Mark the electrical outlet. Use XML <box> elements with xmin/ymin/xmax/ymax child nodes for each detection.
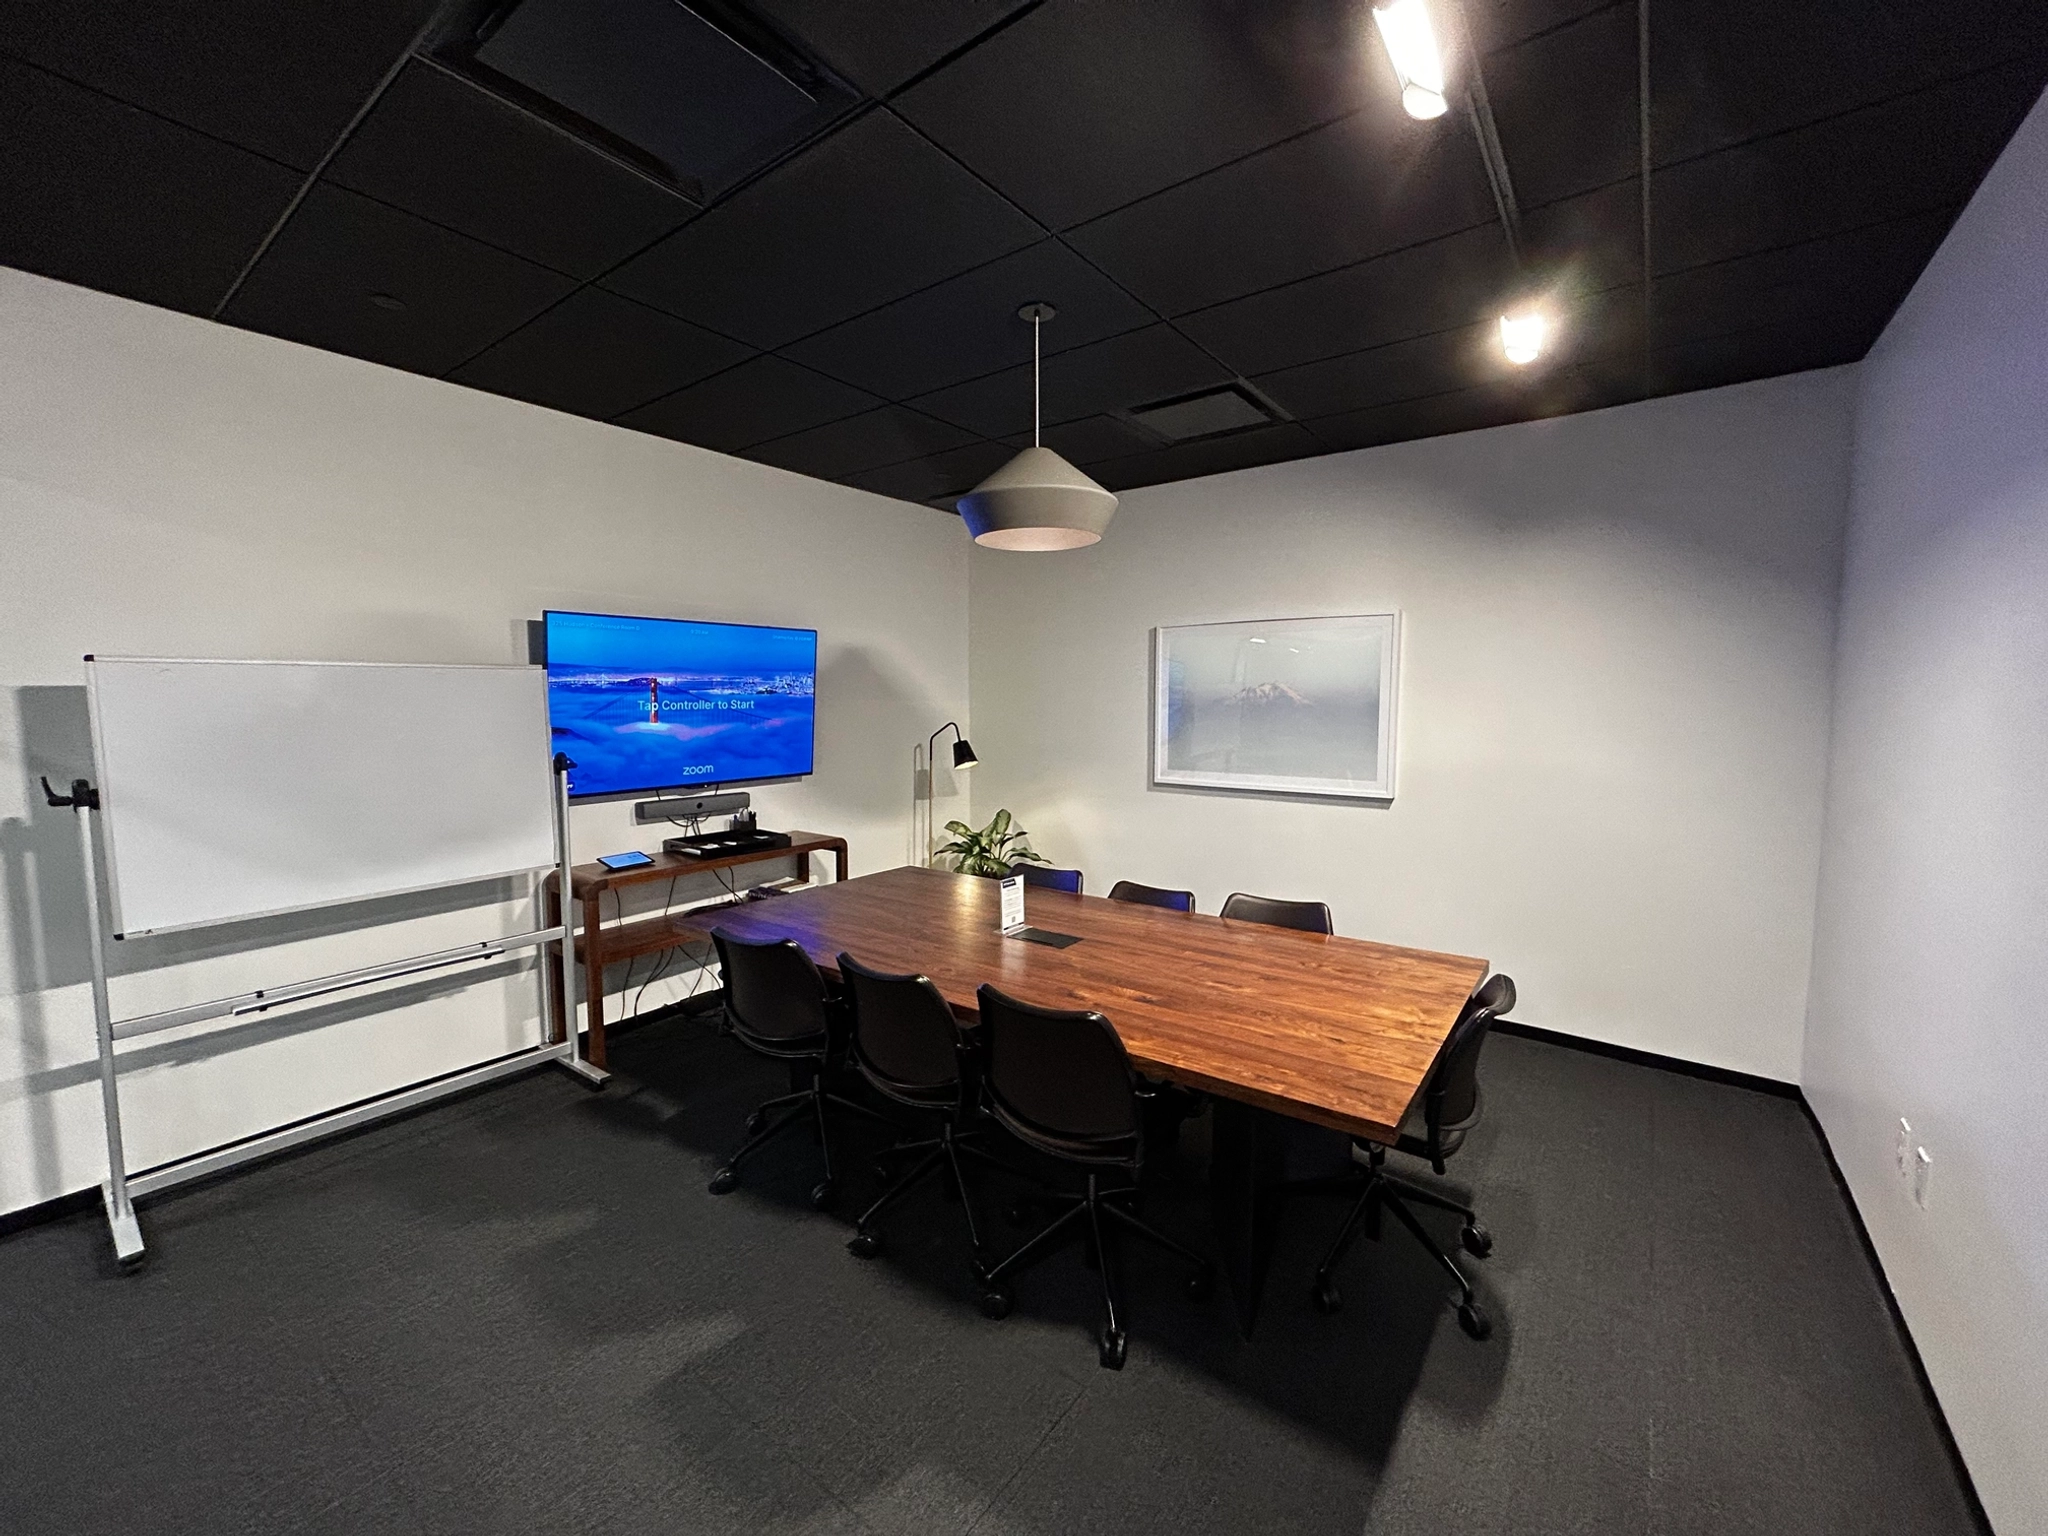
<box><xmin>1896</xmin><ymin>1118</ymin><xmax>1913</xmax><ymax>1178</ymax></box>
<box><xmin>1913</xmin><ymin>1146</ymin><xmax>1933</xmax><ymax>1209</ymax></box>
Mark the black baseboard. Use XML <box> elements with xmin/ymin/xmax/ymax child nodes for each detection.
<box><xmin>1491</xmin><ymin>1017</ymin><xmax>1801</xmax><ymax>1099</ymax></box>
<box><xmin>1497</xmin><ymin>1016</ymin><xmax>1991</xmax><ymax>1532</ymax></box>
<box><xmin>0</xmin><ymin>1185</ymin><xmax>98</xmax><ymax>1240</ymax></box>
<box><xmin>1794</xmin><ymin>1096</ymin><xmax>1995</xmax><ymax>1535</ymax></box>
<box><xmin>606</xmin><ymin>985</ymin><xmax>725</xmax><ymax>1040</ymax></box>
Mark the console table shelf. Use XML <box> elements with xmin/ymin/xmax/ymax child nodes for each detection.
<box><xmin>544</xmin><ymin>831</ymin><xmax>848</xmax><ymax>1068</ymax></box>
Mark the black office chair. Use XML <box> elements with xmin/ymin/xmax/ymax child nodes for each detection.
<box><xmin>837</xmin><ymin>952</ymin><xmax>1032</xmax><ymax>1259</ymax></box>
<box><xmin>1017</xmin><ymin>864</ymin><xmax>1083</xmax><ymax>894</ymax></box>
<box><xmin>971</xmin><ymin>984</ymin><xmax>1214</xmax><ymax>1370</ymax></box>
<box><xmin>1302</xmin><ymin>973</ymin><xmax>1516</xmax><ymax>1340</ymax></box>
<box><xmin>1220</xmin><ymin>891</ymin><xmax>1334</xmax><ymax>933</ymax></box>
<box><xmin>1107</xmin><ymin>880</ymin><xmax>1195</xmax><ymax>913</ymax></box>
<box><xmin>706</xmin><ymin>929</ymin><xmax>887</xmax><ymax>1210</ymax></box>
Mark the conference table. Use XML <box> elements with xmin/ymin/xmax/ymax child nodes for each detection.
<box><xmin>686</xmin><ymin>864</ymin><xmax>1489</xmax><ymax>1336</ymax></box>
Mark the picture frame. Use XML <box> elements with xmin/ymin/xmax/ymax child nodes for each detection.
<box><xmin>1151</xmin><ymin>613</ymin><xmax>1400</xmax><ymax>801</ymax></box>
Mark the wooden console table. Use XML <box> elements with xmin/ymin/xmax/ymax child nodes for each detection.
<box><xmin>544</xmin><ymin>831</ymin><xmax>848</xmax><ymax>1070</ymax></box>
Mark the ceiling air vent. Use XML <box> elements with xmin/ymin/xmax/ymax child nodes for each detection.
<box><xmin>1126</xmin><ymin>384</ymin><xmax>1278</xmax><ymax>443</ymax></box>
<box><xmin>448</xmin><ymin>0</ymin><xmax>856</xmax><ymax>201</ymax></box>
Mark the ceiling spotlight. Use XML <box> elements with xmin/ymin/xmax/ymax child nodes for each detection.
<box><xmin>1501</xmin><ymin>312</ymin><xmax>1547</xmax><ymax>365</ymax></box>
<box><xmin>1373</xmin><ymin>0</ymin><xmax>1449</xmax><ymax>120</ymax></box>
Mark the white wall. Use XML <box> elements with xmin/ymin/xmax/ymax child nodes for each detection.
<box><xmin>1802</xmin><ymin>91</ymin><xmax>2048</xmax><ymax>1534</ymax></box>
<box><xmin>0</xmin><ymin>268</ymin><xmax>969</xmax><ymax>1217</ymax></box>
<box><xmin>968</xmin><ymin>371</ymin><xmax>1855</xmax><ymax>1081</ymax></box>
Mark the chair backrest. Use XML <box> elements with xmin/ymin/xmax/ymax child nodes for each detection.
<box><xmin>1107</xmin><ymin>880</ymin><xmax>1195</xmax><ymax>913</ymax></box>
<box><xmin>1420</xmin><ymin>973</ymin><xmax>1516</xmax><ymax>1163</ymax></box>
<box><xmin>837</xmin><ymin>951</ymin><xmax>959</xmax><ymax>1092</ymax></box>
<box><xmin>710</xmin><ymin>928</ymin><xmax>830</xmax><ymax>1043</ymax></box>
<box><xmin>975</xmin><ymin>984</ymin><xmax>1137</xmax><ymax>1146</ymax></box>
<box><xmin>1018</xmin><ymin>864</ymin><xmax>1083</xmax><ymax>894</ymax></box>
<box><xmin>1220</xmin><ymin>891</ymin><xmax>1334</xmax><ymax>934</ymax></box>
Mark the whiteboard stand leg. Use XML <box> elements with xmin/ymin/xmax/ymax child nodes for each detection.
<box><xmin>101</xmin><ymin>1180</ymin><xmax>145</xmax><ymax>1266</ymax></box>
<box><xmin>550</xmin><ymin>753</ymin><xmax>608</xmax><ymax>1090</ymax></box>
<box><xmin>66</xmin><ymin>789</ymin><xmax>144</xmax><ymax>1268</ymax></box>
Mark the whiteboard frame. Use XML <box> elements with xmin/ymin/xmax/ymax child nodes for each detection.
<box><xmin>50</xmin><ymin>725</ymin><xmax>607</xmax><ymax>1270</ymax></box>
<box><xmin>85</xmin><ymin>655</ymin><xmax>558</xmax><ymax>937</ymax></box>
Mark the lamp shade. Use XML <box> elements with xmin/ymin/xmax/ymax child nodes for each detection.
<box><xmin>957</xmin><ymin>445</ymin><xmax>1118</xmax><ymax>551</ymax></box>
<box><xmin>951</xmin><ymin>738</ymin><xmax>978</xmax><ymax>769</ymax></box>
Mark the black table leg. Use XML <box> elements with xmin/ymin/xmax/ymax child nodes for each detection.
<box><xmin>1210</xmin><ymin>1098</ymin><xmax>1289</xmax><ymax>1339</ymax></box>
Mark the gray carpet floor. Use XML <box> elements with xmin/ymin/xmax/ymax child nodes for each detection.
<box><xmin>1</xmin><ymin>1016</ymin><xmax>1982</xmax><ymax>1535</ymax></box>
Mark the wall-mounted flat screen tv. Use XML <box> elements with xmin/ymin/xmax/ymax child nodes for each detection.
<box><xmin>542</xmin><ymin>610</ymin><xmax>817</xmax><ymax>799</ymax></box>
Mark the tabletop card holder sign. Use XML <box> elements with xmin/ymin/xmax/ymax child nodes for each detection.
<box><xmin>999</xmin><ymin>871</ymin><xmax>1084</xmax><ymax>949</ymax></box>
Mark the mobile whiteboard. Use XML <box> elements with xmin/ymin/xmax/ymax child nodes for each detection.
<box><xmin>86</xmin><ymin>658</ymin><xmax>556</xmax><ymax>935</ymax></box>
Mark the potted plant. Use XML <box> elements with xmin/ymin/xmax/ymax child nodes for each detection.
<box><xmin>934</xmin><ymin>809</ymin><xmax>1051</xmax><ymax>877</ymax></box>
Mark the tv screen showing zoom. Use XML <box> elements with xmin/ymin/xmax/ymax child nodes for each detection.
<box><xmin>542</xmin><ymin>610</ymin><xmax>817</xmax><ymax>799</ymax></box>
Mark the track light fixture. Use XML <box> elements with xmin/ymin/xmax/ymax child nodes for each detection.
<box><xmin>1373</xmin><ymin>0</ymin><xmax>1449</xmax><ymax>120</ymax></box>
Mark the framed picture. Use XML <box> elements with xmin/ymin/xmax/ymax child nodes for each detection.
<box><xmin>1152</xmin><ymin>613</ymin><xmax>1400</xmax><ymax>801</ymax></box>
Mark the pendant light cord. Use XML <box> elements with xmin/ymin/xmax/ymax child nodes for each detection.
<box><xmin>1033</xmin><ymin>312</ymin><xmax>1042</xmax><ymax>447</ymax></box>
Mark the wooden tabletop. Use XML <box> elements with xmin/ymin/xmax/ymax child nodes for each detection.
<box><xmin>681</xmin><ymin>865</ymin><xmax>1489</xmax><ymax>1144</ymax></box>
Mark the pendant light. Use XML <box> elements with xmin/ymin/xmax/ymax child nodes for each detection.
<box><xmin>956</xmin><ymin>303</ymin><xmax>1119</xmax><ymax>551</ymax></box>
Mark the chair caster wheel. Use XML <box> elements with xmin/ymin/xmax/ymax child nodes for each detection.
<box><xmin>810</xmin><ymin>1179</ymin><xmax>836</xmax><ymax>1210</ymax></box>
<box><xmin>846</xmin><ymin>1230</ymin><xmax>882</xmax><ymax>1259</ymax></box>
<box><xmin>745</xmin><ymin>1110</ymin><xmax>768</xmax><ymax>1135</ymax></box>
<box><xmin>1461</xmin><ymin>1222</ymin><xmax>1493</xmax><ymax>1259</ymax></box>
<box><xmin>1312</xmin><ymin>1276</ymin><xmax>1342</xmax><ymax>1315</ymax></box>
<box><xmin>1098</xmin><ymin>1327</ymin><xmax>1127</xmax><ymax>1371</ymax></box>
<box><xmin>1185</xmin><ymin>1266</ymin><xmax>1214</xmax><ymax>1301</ymax></box>
<box><xmin>979</xmin><ymin>1285</ymin><xmax>1013</xmax><ymax>1320</ymax></box>
<box><xmin>708</xmin><ymin>1167</ymin><xmax>738</xmax><ymax>1196</ymax></box>
<box><xmin>1457</xmin><ymin>1301</ymin><xmax>1493</xmax><ymax>1340</ymax></box>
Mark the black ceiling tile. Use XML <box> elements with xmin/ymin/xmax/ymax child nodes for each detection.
<box><xmin>1177</xmin><ymin>224</ymin><xmax>1518</xmax><ymax>378</ymax></box>
<box><xmin>1653</xmin><ymin>210</ymin><xmax>1954</xmax><ymax>353</ymax></box>
<box><xmin>1253</xmin><ymin>325</ymin><xmax>1507</xmax><ymax>421</ymax></box>
<box><xmin>1484</xmin><ymin>4</ymin><xmax>1640</xmax><ymax>208</ymax></box>
<box><xmin>447</xmin><ymin>288</ymin><xmax>752</xmax><ymax>420</ymax></box>
<box><xmin>0</xmin><ymin>58</ymin><xmax>301</xmax><ymax>316</ymax></box>
<box><xmin>614</xmin><ymin>354</ymin><xmax>881</xmax><ymax>451</ymax></box>
<box><xmin>1304</xmin><ymin>377</ymin><xmax>1571</xmax><ymax>455</ymax></box>
<box><xmin>1653</xmin><ymin>59</ymin><xmax>2048</xmax><ymax>276</ymax></box>
<box><xmin>324</xmin><ymin>62</ymin><xmax>696</xmax><ymax>279</ymax></box>
<box><xmin>1521</xmin><ymin>177</ymin><xmax>1643</xmax><ymax>297</ymax></box>
<box><xmin>1090</xmin><ymin>422</ymin><xmax>1321</xmax><ymax>493</ymax></box>
<box><xmin>219</xmin><ymin>183</ymin><xmax>578</xmax><ymax>377</ymax></box>
<box><xmin>896</xmin><ymin>0</ymin><xmax>1380</xmax><ymax>231</ymax></box>
<box><xmin>845</xmin><ymin>441</ymin><xmax>1016</xmax><ymax>502</ymax></box>
<box><xmin>910</xmin><ymin>324</ymin><xmax>1230</xmax><ymax>439</ymax></box>
<box><xmin>1652</xmin><ymin>0</ymin><xmax>2048</xmax><ymax>166</ymax></box>
<box><xmin>1006</xmin><ymin>414</ymin><xmax>1160</xmax><ymax>465</ymax></box>
<box><xmin>781</xmin><ymin>240</ymin><xmax>1154</xmax><ymax>399</ymax></box>
<box><xmin>749</xmin><ymin>0</ymin><xmax>1036</xmax><ymax>98</ymax></box>
<box><xmin>1650</xmin><ymin>316</ymin><xmax>1873</xmax><ymax>396</ymax></box>
<box><xmin>603</xmin><ymin>109</ymin><xmax>1041</xmax><ymax>348</ymax></box>
<box><xmin>744</xmin><ymin>405</ymin><xmax>976</xmax><ymax>479</ymax></box>
<box><xmin>0</xmin><ymin>0</ymin><xmax>437</xmax><ymax>169</ymax></box>
<box><xmin>1067</xmin><ymin>106</ymin><xmax>1499</xmax><ymax>315</ymax></box>
<box><xmin>1466</xmin><ymin>0</ymin><xmax>1623</xmax><ymax>55</ymax></box>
